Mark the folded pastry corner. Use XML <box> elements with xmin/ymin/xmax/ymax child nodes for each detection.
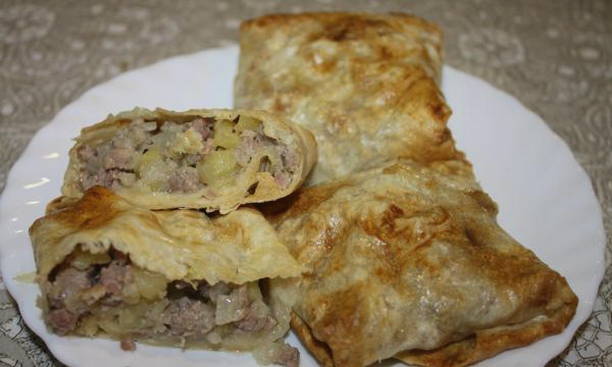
<box><xmin>62</xmin><ymin>108</ymin><xmax>317</xmax><ymax>213</ymax></box>
<box><xmin>266</xmin><ymin>160</ymin><xmax>578</xmax><ymax>367</ymax></box>
<box><xmin>30</xmin><ymin>186</ymin><xmax>304</xmax><ymax>366</ymax></box>
<box><xmin>235</xmin><ymin>12</ymin><xmax>464</xmax><ymax>184</ymax></box>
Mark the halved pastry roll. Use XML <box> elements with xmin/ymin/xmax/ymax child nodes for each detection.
<box><xmin>235</xmin><ymin>12</ymin><xmax>464</xmax><ymax>185</ymax></box>
<box><xmin>62</xmin><ymin>108</ymin><xmax>317</xmax><ymax>213</ymax></box>
<box><xmin>264</xmin><ymin>160</ymin><xmax>578</xmax><ymax>367</ymax></box>
<box><xmin>30</xmin><ymin>187</ymin><xmax>303</xmax><ymax>366</ymax></box>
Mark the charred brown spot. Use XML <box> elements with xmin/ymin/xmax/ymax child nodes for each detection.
<box><xmin>247</xmin><ymin>182</ymin><xmax>259</xmax><ymax>195</ymax></box>
<box><xmin>114</xmin><ymin>118</ymin><xmax>133</xmax><ymax>128</ymax></box>
<box><xmin>378</xmin><ymin>45</ymin><xmax>394</xmax><ymax>60</ymax></box>
<box><xmin>309</xmin><ymin>52</ymin><xmax>337</xmax><ymax>74</ymax></box>
<box><xmin>258</xmin><ymin>192</ymin><xmax>300</xmax><ymax>219</ymax></box>
<box><xmin>320</xmin><ymin>17</ymin><xmax>390</xmax><ymax>42</ymax></box>
<box><xmin>361</xmin><ymin>203</ymin><xmax>406</xmax><ymax>243</ymax></box>
<box><xmin>327</xmin><ymin>112</ymin><xmax>349</xmax><ymax>133</ymax></box>
<box><xmin>429</xmin><ymin>102</ymin><xmax>451</xmax><ymax>122</ymax></box>
<box><xmin>328</xmin><ymin>27</ymin><xmax>350</xmax><ymax>42</ymax></box>
<box><xmin>269</xmin><ymin>183</ymin><xmax>349</xmax><ymax>221</ymax></box>
<box><xmin>464</xmin><ymin>227</ymin><xmax>485</xmax><ymax>247</ymax></box>
<box><xmin>273</xmin><ymin>97</ymin><xmax>288</xmax><ymax>113</ymax></box>
<box><xmin>53</xmin><ymin>187</ymin><xmax>121</xmax><ymax>230</ymax></box>
<box><xmin>244</xmin><ymin>13</ymin><xmax>295</xmax><ymax>29</ymax></box>
<box><xmin>382</xmin><ymin>163</ymin><xmax>406</xmax><ymax>175</ymax></box>
<box><xmin>318</xmin><ymin>226</ymin><xmax>341</xmax><ymax>253</ymax></box>
<box><xmin>314</xmin><ymin>284</ymin><xmax>368</xmax><ymax>365</ymax></box>
<box><xmin>381</xmin><ymin>204</ymin><xmax>405</xmax><ymax>231</ymax></box>
<box><xmin>467</xmin><ymin>190</ymin><xmax>498</xmax><ymax>216</ymax></box>
<box><xmin>120</xmin><ymin>338</ymin><xmax>137</xmax><ymax>351</ymax></box>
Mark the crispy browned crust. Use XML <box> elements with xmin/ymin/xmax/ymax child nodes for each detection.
<box><xmin>240</xmin><ymin>12</ymin><xmax>577</xmax><ymax>367</ymax></box>
<box><xmin>289</xmin><ymin>272</ymin><xmax>577</xmax><ymax>367</ymax></box>
<box><xmin>32</xmin><ymin>185</ymin><xmax>121</xmax><ymax>239</ymax></box>
<box><xmin>268</xmin><ymin>160</ymin><xmax>578</xmax><ymax>367</ymax></box>
<box><xmin>240</xmin><ymin>12</ymin><xmax>443</xmax><ymax>37</ymax></box>
<box><xmin>30</xmin><ymin>186</ymin><xmax>304</xmax><ymax>284</ymax></box>
<box><xmin>396</xmin><ymin>292</ymin><xmax>577</xmax><ymax>367</ymax></box>
<box><xmin>236</xmin><ymin>12</ymin><xmax>465</xmax><ymax>185</ymax></box>
<box><xmin>290</xmin><ymin>312</ymin><xmax>335</xmax><ymax>367</ymax></box>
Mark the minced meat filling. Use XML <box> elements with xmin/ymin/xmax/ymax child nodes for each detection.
<box><xmin>44</xmin><ymin>249</ymin><xmax>278</xmax><ymax>343</ymax></box>
<box><xmin>44</xmin><ymin>248</ymin><xmax>300</xmax><ymax>366</ymax></box>
<box><xmin>77</xmin><ymin>116</ymin><xmax>297</xmax><ymax>194</ymax></box>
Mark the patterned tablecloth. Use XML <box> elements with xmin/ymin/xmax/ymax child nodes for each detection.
<box><xmin>0</xmin><ymin>0</ymin><xmax>610</xmax><ymax>366</ymax></box>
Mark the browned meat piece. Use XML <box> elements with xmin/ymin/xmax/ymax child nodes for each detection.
<box><xmin>235</xmin><ymin>130</ymin><xmax>262</xmax><ymax>166</ymax></box>
<box><xmin>120</xmin><ymin>338</ymin><xmax>137</xmax><ymax>351</ymax></box>
<box><xmin>45</xmin><ymin>267</ymin><xmax>92</xmax><ymax>334</ymax></box>
<box><xmin>80</xmin><ymin>169</ymin><xmax>135</xmax><ymax>191</ymax></box>
<box><xmin>191</xmin><ymin>118</ymin><xmax>213</xmax><ymax>140</ymax></box>
<box><xmin>47</xmin><ymin>267</ymin><xmax>91</xmax><ymax>311</ymax></box>
<box><xmin>100</xmin><ymin>261</ymin><xmax>133</xmax><ymax>296</ymax></box>
<box><xmin>168</xmin><ymin>167</ymin><xmax>203</xmax><ymax>193</ymax></box>
<box><xmin>202</xmin><ymin>137</ymin><xmax>214</xmax><ymax>154</ymax></box>
<box><xmin>184</xmin><ymin>153</ymin><xmax>203</xmax><ymax>166</ymax></box>
<box><xmin>45</xmin><ymin>259</ymin><xmax>136</xmax><ymax>334</ymax></box>
<box><xmin>280</xmin><ymin>146</ymin><xmax>297</xmax><ymax>172</ymax></box>
<box><xmin>235</xmin><ymin>302</ymin><xmax>277</xmax><ymax>332</ymax></box>
<box><xmin>235</xmin><ymin>307</ymin><xmax>276</xmax><ymax>332</ymax></box>
<box><xmin>162</xmin><ymin>297</ymin><xmax>216</xmax><ymax>337</ymax></box>
<box><xmin>47</xmin><ymin>308</ymin><xmax>79</xmax><ymax>335</ymax></box>
<box><xmin>103</xmin><ymin>147</ymin><xmax>136</xmax><ymax>170</ymax></box>
<box><xmin>235</xmin><ymin>130</ymin><xmax>295</xmax><ymax>189</ymax></box>
<box><xmin>113</xmin><ymin>120</ymin><xmax>155</xmax><ymax>149</ymax></box>
<box><xmin>273</xmin><ymin>170</ymin><xmax>291</xmax><ymax>189</ymax></box>
<box><xmin>77</xmin><ymin>121</ymin><xmax>148</xmax><ymax>191</ymax></box>
<box><xmin>273</xmin><ymin>344</ymin><xmax>300</xmax><ymax>367</ymax></box>
<box><xmin>77</xmin><ymin>144</ymin><xmax>98</xmax><ymax>165</ymax></box>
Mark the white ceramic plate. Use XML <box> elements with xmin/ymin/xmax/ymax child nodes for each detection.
<box><xmin>0</xmin><ymin>46</ymin><xmax>605</xmax><ymax>367</ymax></box>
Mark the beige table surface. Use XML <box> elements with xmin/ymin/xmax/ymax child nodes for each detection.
<box><xmin>0</xmin><ymin>0</ymin><xmax>610</xmax><ymax>366</ymax></box>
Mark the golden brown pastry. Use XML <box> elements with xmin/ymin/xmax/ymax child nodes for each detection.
<box><xmin>263</xmin><ymin>160</ymin><xmax>578</xmax><ymax>367</ymax></box>
<box><xmin>235</xmin><ymin>12</ymin><xmax>464</xmax><ymax>185</ymax></box>
<box><xmin>61</xmin><ymin>108</ymin><xmax>317</xmax><ymax>213</ymax></box>
<box><xmin>30</xmin><ymin>187</ymin><xmax>303</xmax><ymax>366</ymax></box>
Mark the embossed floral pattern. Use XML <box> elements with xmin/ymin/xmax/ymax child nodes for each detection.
<box><xmin>92</xmin><ymin>6</ymin><xmax>179</xmax><ymax>51</ymax></box>
<box><xmin>0</xmin><ymin>1</ymin><xmax>610</xmax><ymax>366</ymax></box>
<box><xmin>458</xmin><ymin>28</ymin><xmax>525</xmax><ymax>67</ymax></box>
<box><xmin>0</xmin><ymin>4</ymin><xmax>55</xmax><ymax>44</ymax></box>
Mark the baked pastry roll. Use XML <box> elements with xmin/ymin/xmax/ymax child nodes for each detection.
<box><xmin>235</xmin><ymin>12</ymin><xmax>463</xmax><ymax>184</ymax></box>
<box><xmin>264</xmin><ymin>160</ymin><xmax>578</xmax><ymax>367</ymax></box>
<box><xmin>30</xmin><ymin>187</ymin><xmax>303</xmax><ymax>366</ymax></box>
<box><xmin>62</xmin><ymin>108</ymin><xmax>317</xmax><ymax>213</ymax></box>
